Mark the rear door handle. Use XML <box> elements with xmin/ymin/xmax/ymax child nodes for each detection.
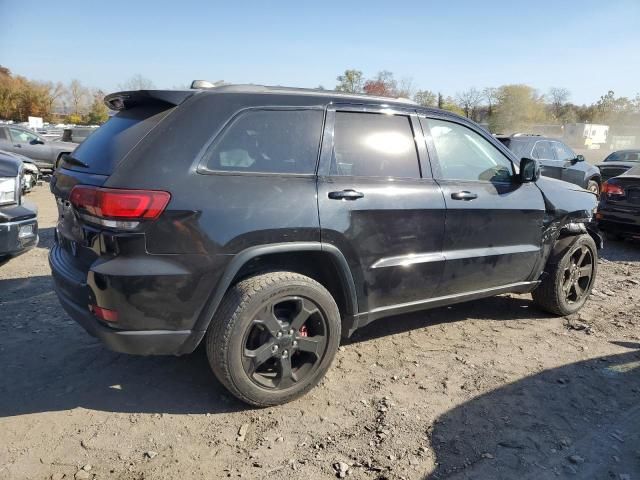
<box><xmin>328</xmin><ymin>189</ymin><xmax>364</xmax><ymax>200</ymax></box>
<box><xmin>451</xmin><ymin>191</ymin><xmax>478</xmax><ymax>201</ymax></box>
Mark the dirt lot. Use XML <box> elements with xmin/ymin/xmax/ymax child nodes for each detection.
<box><xmin>1</xmin><ymin>185</ymin><xmax>639</xmax><ymax>480</ymax></box>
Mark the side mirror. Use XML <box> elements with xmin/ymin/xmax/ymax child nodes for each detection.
<box><xmin>574</xmin><ymin>154</ymin><xmax>585</xmax><ymax>163</ymax></box>
<box><xmin>520</xmin><ymin>157</ymin><xmax>540</xmax><ymax>183</ymax></box>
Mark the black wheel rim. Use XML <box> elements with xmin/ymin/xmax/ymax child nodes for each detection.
<box><xmin>562</xmin><ymin>244</ymin><xmax>595</xmax><ymax>304</ymax></box>
<box><xmin>241</xmin><ymin>296</ymin><xmax>328</xmax><ymax>390</ymax></box>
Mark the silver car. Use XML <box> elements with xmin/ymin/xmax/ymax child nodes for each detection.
<box><xmin>0</xmin><ymin>125</ymin><xmax>77</xmax><ymax>171</ymax></box>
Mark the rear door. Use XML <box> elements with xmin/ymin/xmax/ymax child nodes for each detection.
<box><xmin>317</xmin><ymin>106</ymin><xmax>446</xmax><ymax>314</ymax></box>
<box><xmin>422</xmin><ymin>116</ymin><xmax>545</xmax><ymax>296</ymax></box>
<box><xmin>532</xmin><ymin>140</ymin><xmax>562</xmax><ymax>179</ymax></box>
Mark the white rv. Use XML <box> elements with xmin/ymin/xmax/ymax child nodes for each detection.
<box><xmin>563</xmin><ymin>123</ymin><xmax>609</xmax><ymax>149</ymax></box>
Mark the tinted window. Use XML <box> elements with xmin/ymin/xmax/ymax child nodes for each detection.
<box><xmin>605</xmin><ymin>151</ymin><xmax>640</xmax><ymax>162</ymax></box>
<box><xmin>203</xmin><ymin>109</ymin><xmax>322</xmax><ymax>174</ymax></box>
<box><xmin>331</xmin><ymin>112</ymin><xmax>419</xmax><ymax>178</ymax></box>
<box><xmin>532</xmin><ymin>141</ymin><xmax>554</xmax><ymax>160</ymax></box>
<box><xmin>69</xmin><ymin>104</ymin><xmax>174</xmax><ymax>174</ymax></box>
<box><xmin>498</xmin><ymin>138</ymin><xmax>532</xmax><ymax>159</ymax></box>
<box><xmin>426</xmin><ymin>119</ymin><xmax>513</xmax><ymax>182</ymax></box>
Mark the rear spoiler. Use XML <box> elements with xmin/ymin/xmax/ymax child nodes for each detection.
<box><xmin>104</xmin><ymin>90</ymin><xmax>195</xmax><ymax>111</ymax></box>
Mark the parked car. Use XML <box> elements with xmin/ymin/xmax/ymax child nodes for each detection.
<box><xmin>49</xmin><ymin>85</ymin><xmax>600</xmax><ymax>406</ymax></box>
<box><xmin>596</xmin><ymin>165</ymin><xmax>640</xmax><ymax>240</ymax></box>
<box><xmin>0</xmin><ymin>125</ymin><xmax>77</xmax><ymax>171</ymax></box>
<box><xmin>61</xmin><ymin>126</ymin><xmax>99</xmax><ymax>144</ymax></box>
<box><xmin>496</xmin><ymin>134</ymin><xmax>601</xmax><ymax>195</ymax></box>
<box><xmin>0</xmin><ymin>151</ymin><xmax>38</xmax><ymax>261</ymax></box>
<box><xmin>0</xmin><ymin>150</ymin><xmax>41</xmax><ymax>193</ymax></box>
<box><xmin>596</xmin><ymin>149</ymin><xmax>640</xmax><ymax>182</ymax></box>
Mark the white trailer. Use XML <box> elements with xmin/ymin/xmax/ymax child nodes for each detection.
<box><xmin>563</xmin><ymin>123</ymin><xmax>609</xmax><ymax>149</ymax></box>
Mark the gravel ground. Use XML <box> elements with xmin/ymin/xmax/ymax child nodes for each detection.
<box><xmin>1</xmin><ymin>185</ymin><xmax>639</xmax><ymax>480</ymax></box>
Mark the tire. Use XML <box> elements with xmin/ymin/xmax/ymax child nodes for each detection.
<box><xmin>532</xmin><ymin>234</ymin><xmax>598</xmax><ymax>316</ymax></box>
<box><xmin>586</xmin><ymin>179</ymin><xmax>600</xmax><ymax>198</ymax></box>
<box><xmin>206</xmin><ymin>271</ymin><xmax>341</xmax><ymax>407</ymax></box>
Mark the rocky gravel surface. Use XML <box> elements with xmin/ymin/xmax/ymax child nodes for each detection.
<box><xmin>1</xmin><ymin>186</ymin><xmax>639</xmax><ymax>480</ymax></box>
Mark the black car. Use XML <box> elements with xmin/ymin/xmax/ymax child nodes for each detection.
<box><xmin>0</xmin><ymin>151</ymin><xmax>38</xmax><ymax>261</ymax></box>
<box><xmin>597</xmin><ymin>165</ymin><xmax>640</xmax><ymax>240</ymax></box>
<box><xmin>497</xmin><ymin>134</ymin><xmax>601</xmax><ymax>195</ymax></box>
<box><xmin>49</xmin><ymin>85</ymin><xmax>600</xmax><ymax>406</ymax></box>
<box><xmin>596</xmin><ymin>149</ymin><xmax>640</xmax><ymax>182</ymax></box>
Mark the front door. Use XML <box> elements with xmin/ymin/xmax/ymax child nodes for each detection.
<box><xmin>7</xmin><ymin>127</ymin><xmax>51</xmax><ymax>162</ymax></box>
<box><xmin>317</xmin><ymin>106</ymin><xmax>446</xmax><ymax>314</ymax></box>
<box><xmin>421</xmin><ymin>116</ymin><xmax>546</xmax><ymax>296</ymax></box>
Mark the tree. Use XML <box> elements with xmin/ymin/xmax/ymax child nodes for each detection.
<box><xmin>489</xmin><ymin>84</ymin><xmax>547</xmax><ymax>133</ymax></box>
<box><xmin>335</xmin><ymin>69</ymin><xmax>363</xmax><ymax>93</ymax></box>
<box><xmin>437</xmin><ymin>92</ymin><xmax>444</xmax><ymax>109</ymax></box>
<box><xmin>413</xmin><ymin>90</ymin><xmax>437</xmax><ymax>107</ymax></box>
<box><xmin>43</xmin><ymin>81</ymin><xmax>66</xmax><ymax>117</ymax></box>
<box><xmin>456</xmin><ymin>87</ymin><xmax>483</xmax><ymax>120</ymax></box>
<box><xmin>86</xmin><ymin>90</ymin><xmax>109</xmax><ymax>124</ymax></box>
<box><xmin>363</xmin><ymin>70</ymin><xmax>397</xmax><ymax>97</ymax></box>
<box><xmin>548</xmin><ymin>87</ymin><xmax>570</xmax><ymax>120</ymax></box>
<box><xmin>67</xmin><ymin>79</ymin><xmax>89</xmax><ymax>116</ymax></box>
<box><xmin>396</xmin><ymin>77</ymin><xmax>414</xmax><ymax>98</ymax></box>
<box><xmin>483</xmin><ymin>87</ymin><xmax>499</xmax><ymax>117</ymax></box>
<box><xmin>118</xmin><ymin>74</ymin><xmax>155</xmax><ymax>91</ymax></box>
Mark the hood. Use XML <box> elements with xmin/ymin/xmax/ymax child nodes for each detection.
<box><xmin>535</xmin><ymin>176</ymin><xmax>597</xmax><ymax>223</ymax></box>
<box><xmin>0</xmin><ymin>149</ymin><xmax>35</xmax><ymax>165</ymax></box>
<box><xmin>0</xmin><ymin>151</ymin><xmax>21</xmax><ymax>177</ymax></box>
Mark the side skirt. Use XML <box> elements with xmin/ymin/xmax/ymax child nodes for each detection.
<box><xmin>344</xmin><ymin>280</ymin><xmax>540</xmax><ymax>337</ymax></box>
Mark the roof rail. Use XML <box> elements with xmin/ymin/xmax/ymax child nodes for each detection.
<box><xmin>512</xmin><ymin>133</ymin><xmax>542</xmax><ymax>137</ymax></box>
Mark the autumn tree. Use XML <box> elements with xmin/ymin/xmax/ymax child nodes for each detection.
<box><xmin>335</xmin><ymin>69</ymin><xmax>363</xmax><ymax>93</ymax></box>
<box><xmin>86</xmin><ymin>90</ymin><xmax>110</xmax><ymax>124</ymax></box>
<box><xmin>67</xmin><ymin>79</ymin><xmax>90</xmax><ymax>116</ymax></box>
<box><xmin>548</xmin><ymin>87</ymin><xmax>571</xmax><ymax>121</ymax></box>
<box><xmin>363</xmin><ymin>71</ymin><xmax>397</xmax><ymax>97</ymax></box>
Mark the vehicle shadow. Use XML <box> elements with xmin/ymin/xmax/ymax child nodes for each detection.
<box><xmin>422</xmin><ymin>342</ymin><xmax>640</xmax><ymax>479</ymax></box>
<box><xmin>600</xmin><ymin>237</ymin><xmax>640</xmax><ymax>262</ymax></box>
<box><xmin>0</xmin><ymin>275</ymin><xmax>244</xmax><ymax>418</ymax></box>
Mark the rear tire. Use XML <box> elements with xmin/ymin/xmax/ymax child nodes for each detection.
<box><xmin>532</xmin><ymin>234</ymin><xmax>598</xmax><ymax>316</ymax></box>
<box><xmin>206</xmin><ymin>271</ymin><xmax>341</xmax><ymax>407</ymax></box>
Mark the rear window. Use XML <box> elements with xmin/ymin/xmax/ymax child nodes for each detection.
<box><xmin>497</xmin><ymin>138</ymin><xmax>531</xmax><ymax>160</ymax></box>
<box><xmin>65</xmin><ymin>104</ymin><xmax>174</xmax><ymax>175</ymax></box>
<box><xmin>201</xmin><ymin>109</ymin><xmax>323</xmax><ymax>174</ymax></box>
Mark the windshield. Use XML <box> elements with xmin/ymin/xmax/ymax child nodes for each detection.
<box><xmin>497</xmin><ymin>138</ymin><xmax>532</xmax><ymax>159</ymax></box>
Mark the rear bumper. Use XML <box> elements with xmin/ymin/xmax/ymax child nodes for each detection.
<box><xmin>0</xmin><ymin>204</ymin><xmax>38</xmax><ymax>257</ymax></box>
<box><xmin>597</xmin><ymin>204</ymin><xmax>640</xmax><ymax>238</ymax></box>
<box><xmin>49</xmin><ymin>243</ymin><xmax>203</xmax><ymax>355</ymax></box>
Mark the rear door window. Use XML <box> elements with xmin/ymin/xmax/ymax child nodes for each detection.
<box><xmin>331</xmin><ymin>112</ymin><xmax>420</xmax><ymax>178</ymax></box>
<box><xmin>201</xmin><ymin>109</ymin><xmax>323</xmax><ymax>174</ymax></box>
<box><xmin>552</xmin><ymin>141</ymin><xmax>573</xmax><ymax>161</ymax></box>
<box><xmin>67</xmin><ymin>104</ymin><xmax>175</xmax><ymax>175</ymax></box>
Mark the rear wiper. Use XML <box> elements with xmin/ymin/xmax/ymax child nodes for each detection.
<box><xmin>61</xmin><ymin>155</ymin><xmax>90</xmax><ymax>169</ymax></box>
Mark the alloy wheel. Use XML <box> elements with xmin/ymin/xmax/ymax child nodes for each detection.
<box><xmin>241</xmin><ymin>296</ymin><xmax>328</xmax><ymax>390</ymax></box>
<box><xmin>562</xmin><ymin>244</ymin><xmax>595</xmax><ymax>303</ymax></box>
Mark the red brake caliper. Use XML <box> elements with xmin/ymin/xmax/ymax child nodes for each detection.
<box><xmin>298</xmin><ymin>325</ymin><xmax>308</xmax><ymax>337</ymax></box>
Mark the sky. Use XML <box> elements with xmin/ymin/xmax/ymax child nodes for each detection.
<box><xmin>1</xmin><ymin>0</ymin><xmax>639</xmax><ymax>105</ymax></box>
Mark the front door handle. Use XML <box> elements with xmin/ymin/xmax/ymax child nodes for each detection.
<box><xmin>13</xmin><ymin>144</ymin><xmax>21</xmax><ymax>148</ymax></box>
<box><xmin>328</xmin><ymin>189</ymin><xmax>364</xmax><ymax>200</ymax></box>
<box><xmin>451</xmin><ymin>191</ymin><xmax>478</xmax><ymax>201</ymax></box>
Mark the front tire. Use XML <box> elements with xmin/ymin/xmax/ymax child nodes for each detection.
<box><xmin>206</xmin><ymin>271</ymin><xmax>341</xmax><ymax>407</ymax></box>
<box><xmin>586</xmin><ymin>179</ymin><xmax>600</xmax><ymax>198</ymax></box>
<box><xmin>532</xmin><ymin>234</ymin><xmax>598</xmax><ymax>316</ymax></box>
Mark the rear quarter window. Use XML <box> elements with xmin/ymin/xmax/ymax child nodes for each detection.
<box><xmin>200</xmin><ymin>109</ymin><xmax>323</xmax><ymax>175</ymax></box>
<box><xmin>67</xmin><ymin>104</ymin><xmax>175</xmax><ymax>175</ymax></box>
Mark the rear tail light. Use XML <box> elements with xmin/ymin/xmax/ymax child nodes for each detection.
<box><xmin>90</xmin><ymin>304</ymin><xmax>119</xmax><ymax>322</ymax></box>
<box><xmin>70</xmin><ymin>186</ymin><xmax>170</xmax><ymax>229</ymax></box>
<box><xmin>601</xmin><ymin>181</ymin><xmax>625</xmax><ymax>197</ymax></box>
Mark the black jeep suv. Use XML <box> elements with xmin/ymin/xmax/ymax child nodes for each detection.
<box><xmin>497</xmin><ymin>134</ymin><xmax>601</xmax><ymax>195</ymax></box>
<box><xmin>50</xmin><ymin>85</ymin><xmax>600</xmax><ymax>406</ymax></box>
